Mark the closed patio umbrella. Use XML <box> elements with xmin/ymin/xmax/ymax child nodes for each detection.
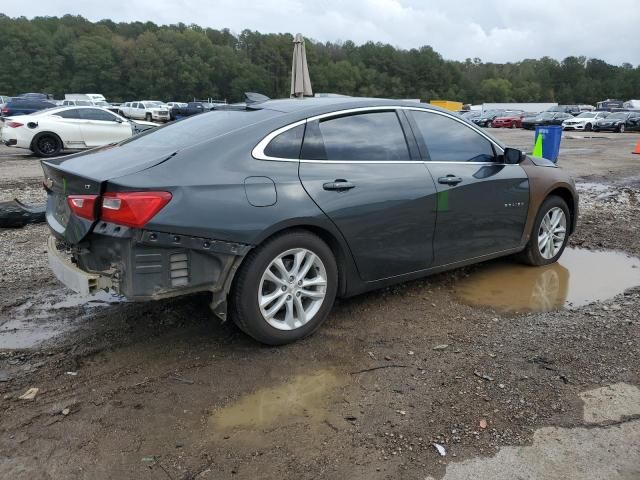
<box><xmin>290</xmin><ymin>33</ymin><xmax>313</xmax><ymax>98</ymax></box>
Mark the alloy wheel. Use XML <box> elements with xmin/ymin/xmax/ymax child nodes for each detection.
<box><xmin>258</xmin><ymin>248</ymin><xmax>327</xmax><ymax>331</ymax></box>
<box><xmin>537</xmin><ymin>207</ymin><xmax>567</xmax><ymax>259</ymax></box>
<box><xmin>38</xmin><ymin>136</ymin><xmax>57</xmax><ymax>155</ymax></box>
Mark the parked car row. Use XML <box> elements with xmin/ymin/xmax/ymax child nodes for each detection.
<box><xmin>0</xmin><ymin>106</ymin><xmax>157</xmax><ymax>157</ymax></box>
<box><xmin>460</xmin><ymin>105</ymin><xmax>640</xmax><ymax>133</ymax></box>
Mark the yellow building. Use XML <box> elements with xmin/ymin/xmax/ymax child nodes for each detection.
<box><xmin>429</xmin><ymin>100</ymin><xmax>463</xmax><ymax>111</ymax></box>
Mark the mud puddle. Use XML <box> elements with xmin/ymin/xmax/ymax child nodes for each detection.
<box><xmin>455</xmin><ymin>248</ymin><xmax>640</xmax><ymax>312</ymax></box>
<box><xmin>0</xmin><ymin>289</ymin><xmax>124</xmax><ymax>349</ymax></box>
<box><xmin>210</xmin><ymin>369</ymin><xmax>345</xmax><ymax>431</ymax></box>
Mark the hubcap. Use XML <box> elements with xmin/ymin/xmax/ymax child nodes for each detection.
<box><xmin>537</xmin><ymin>207</ymin><xmax>567</xmax><ymax>259</ymax></box>
<box><xmin>258</xmin><ymin>248</ymin><xmax>327</xmax><ymax>331</ymax></box>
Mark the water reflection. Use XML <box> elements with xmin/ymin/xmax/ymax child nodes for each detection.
<box><xmin>456</xmin><ymin>248</ymin><xmax>640</xmax><ymax>312</ymax></box>
<box><xmin>211</xmin><ymin>370</ymin><xmax>344</xmax><ymax>430</ymax></box>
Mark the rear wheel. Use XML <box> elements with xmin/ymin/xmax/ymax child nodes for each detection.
<box><xmin>32</xmin><ymin>134</ymin><xmax>61</xmax><ymax>158</ymax></box>
<box><xmin>145</xmin><ymin>113</ymin><xmax>152</xmax><ymax>122</ymax></box>
<box><xmin>585</xmin><ymin>123</ymin><xmax>592</xmax><ymax>132</ymax></box>
<box><xmin>618</xmin><ymin>124</ymin><xmax>625</xmax><ymax>133</ymax></box>
<box><xmin>510</xmin><ymin>121</ymin><xmax>516</xmax><ymax>129</ymax></box>
<box><xmin>231</xmin><ymin>230</ymin><xmax>338</xmax><ymax>345</ymax></box>
<box><xmin>519</xmin><ymin>195</ymin><xmax>570</xmax><ymax>266</ymax></box>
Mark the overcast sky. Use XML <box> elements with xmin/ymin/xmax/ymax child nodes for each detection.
<box><xmin>3</xmin><ymin>0</ymin><xmax>639</xmax><ymax>65</ymax></box>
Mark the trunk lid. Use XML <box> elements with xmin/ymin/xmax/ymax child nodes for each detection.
<box><xmin>42</xmin><ymin>143</ymin><xmax>176</xmax><ymax>244</ymax></box>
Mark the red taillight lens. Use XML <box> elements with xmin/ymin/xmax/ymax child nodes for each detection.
<box><xmin>1</xmin><ymin>107</ymin><xmax>8</xmax><ymax>114</ymax></box>
<box><xmin>6</xmin><ymin>121</ymin><xmax>23</xmax><ymax>128</ymax></box>
<box><xmin>100</xmin><ymin>191</ymin><xmax>172</xmax><ymax>228</ymax></box>
<box><xmin>67</xmin><ymin>195</ymin><xmax>99</xmax><ymax>221</ymax></box>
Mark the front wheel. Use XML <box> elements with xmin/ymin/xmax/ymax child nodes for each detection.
<box><xmin>618</xmin><ymin>124</ymin><xmax>625</xmax><ymax>133</ymax></box>
<box><xmin>519</xmin><ymin>196</ymin><xmax>570</xmax><ymax>266</ymax></box>
<box><xmin>145</xmin><ymin>113</ymin><xmax>152</xmax><ymax>122</ymax></box>
<box><xmin>585</xmin><ymin>123</ymin><xmax>592</xmax><ymax>132</ymax></box>
<box><xmin>231</xmin><ymin>230</ymin><xmax>338</xmax><ymax>345</ymax></box>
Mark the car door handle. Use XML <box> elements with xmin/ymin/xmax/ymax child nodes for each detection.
<box><xmin>438</xmin><ymin>175</ymin><xmax>463</xmax><ymax>186</ymax></box>
<box><xmin>323</xmin><ymin>180</ymin><xmax>355</xmax><ymax>191</ymax></box>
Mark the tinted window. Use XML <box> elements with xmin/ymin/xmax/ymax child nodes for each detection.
<box><xmin>264</xmin><ymin>124</ymin><xmax>304</xmax><ymax>159</ymax></box>
<box><xmin>410</xmin><ymin>110</ymin><xmax>496</xmax><ymax>162</ymax></box>
<box><xmin>307</xmin><ymin>111</ymin><xmax>410</xmax><ymax>161</ymax></box>
<box><xmin>79</xmin><ymin>109</ymin><xmax>118</xmax><ymax>121</ymax></box>
<box><xmin>56</xmin><ymin>109</ymin><xmax>82</xmax><ymax>119</ymax></box>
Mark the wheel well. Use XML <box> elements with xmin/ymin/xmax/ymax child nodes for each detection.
<box><xmin>548</xmin><ymin>187</ymin><xmax>576</xmax><ymax>233</ymax></box>
<box><xmin>30</xmin><ymin>131</ymin><xmax>63</xmax><ymax>151</ymax></box>
<box><xmin>250</xmin><ymin>225</ymin><xmax>349</xmax><ymax>297</ymax></box>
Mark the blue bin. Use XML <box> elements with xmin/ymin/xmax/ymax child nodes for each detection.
<box><xmin>534</xmin><ymin>125</ymin><xmax>562</xmax><ymax>163</ymax></box>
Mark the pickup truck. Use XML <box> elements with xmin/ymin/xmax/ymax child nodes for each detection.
<box><xmin>118</xmin><ymin>101</ymin><xmax>170</xmax><ymax>122</ymax></box>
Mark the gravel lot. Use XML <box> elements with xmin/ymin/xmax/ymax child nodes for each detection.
<box><xmin>1</xmin><ymin>129</ymin><xmax>639</xmax><ymax>479</ymax></box>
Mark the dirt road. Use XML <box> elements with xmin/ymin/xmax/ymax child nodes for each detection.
<box><xmin>1</xmin><ymin>131</ymin><xmax>639</xmax><ymax>479</ymax></box>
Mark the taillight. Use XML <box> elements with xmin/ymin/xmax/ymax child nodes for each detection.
<box><xmin>6</xmin><ymin>121</ymin><xmax>23</xmax><ymax>128</ymax></box>
<box><xmin>67</xmin><ymin>195</ymin><xmax>99</xmax><ymax>221</ymax></box>
<box><xmin>100</xmin><ymin>191</ymin><xmax>172</xmax><ymax>228</ymax></box>
<box><xmin>1</xmin><ymin>107</ymin><xmax>8</xmax><ymax>114</ymax></box>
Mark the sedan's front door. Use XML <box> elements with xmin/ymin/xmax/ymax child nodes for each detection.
<box><xmin>78</xmin><ymin>108</ymin><xmax>131</xmax><ymax>147</ymax></box>
<box><xmin>299</xmin><ymin>110</ymin><xmax>437</xmax><ymax>282</ymax></box>
<box><xmin>407</xmin><ymin>109</ymin><xmax>530</xmax><ymax>266</ymax></box>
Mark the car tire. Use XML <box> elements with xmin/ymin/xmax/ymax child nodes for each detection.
<box><xmin>231</xmin><ymin>230</ymin><xmax>338</xmax><ymax>345</ymax></box>
<box><xmin>32</xmin><ymin>133</ymin><xmax>62</xmax><ymax>158</ymax></box>
<box><xmin>519</xmin><ymin>195</ymin><xmax>570</xmax><ymax>266</ymax></box>
<box><xmin>510</xmin><ymin>122</ymin><xmax>516</xmax><ymax>129</ymax></box>
<box><xmin>618</xmin><ymin>124</ymin><xmax>625</xmax><ymax>133</ymax></box>
<box><xmin>585</xmin><ymin>123</ymin><xmax>592</xmax><ymax>132</ymax></box>
<box><xmin>145</xmin><ymin>113</ymin><xmax>152</xmax><ymax>122</ymax></box>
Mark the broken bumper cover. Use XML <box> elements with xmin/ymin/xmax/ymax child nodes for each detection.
<box><xmin>47</xmin><ymin>227</ymin><xmax>251</xmax><ymax>306</ymax></box>
<box><xmin>47</xmin><ymin>235</ymin><xmax>113</xmax><ymax>295</ymax></box>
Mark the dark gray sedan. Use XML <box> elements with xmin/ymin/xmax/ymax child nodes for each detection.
<box><xmin>43</xmin><ymin>97</ymin><xmax>578</xmax><ymax>345</ymax></box>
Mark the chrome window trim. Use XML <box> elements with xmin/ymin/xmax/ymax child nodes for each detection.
<box><xmin>251</xmin><ymin>119</ymin><xmax>307</xmax><ymax>161</ymax></box>
<box><xmin>251</xmin><ymin>105</ymin><xmax>505</xmax><ymax>162</ymax></box>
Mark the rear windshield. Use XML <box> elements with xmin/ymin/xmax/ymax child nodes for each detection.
<box><xmin>121</xmin><ymin>108</ymin><xmax>280</xmax><ymax>150</ymax></box>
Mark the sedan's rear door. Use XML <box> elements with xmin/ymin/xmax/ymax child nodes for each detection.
<box><xmin>298</xmin><ymin>109</ymin><xmax>437</xmax><ymax>282</ymax></box>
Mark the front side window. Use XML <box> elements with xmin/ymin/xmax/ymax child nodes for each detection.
<box><xmin>302</xmin><ymin>111</ymin><xmax>410</xmax><ymax>161</ymax></box>
<box><xmin>264</xmin><ymin>124</ymin><xmax>305</xmax><ymax>159</ymax></box>
<box><xmin>410</xmin><ymin>110</ymin><xmax>496</xmax><ymax>162</ymax></box>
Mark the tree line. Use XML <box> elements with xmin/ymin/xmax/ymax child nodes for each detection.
<box><xmin>0</xmin><ymin>14</ymin><xmax>638</xmax><ymax>105</ymax></box>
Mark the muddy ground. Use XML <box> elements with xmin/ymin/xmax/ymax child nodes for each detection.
<box><xmin>1</xmin><ymin>129</ymin><xmax>639</xmax><ymax>479</ymax></box>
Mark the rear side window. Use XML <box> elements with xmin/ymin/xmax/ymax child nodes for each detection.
<box><xmin>410</xmin><ymin>111</ymin><xmax>496</xmax><ymax>162</ymax></box>
<box><xmin>264</xmin><ymin>124</ymin><xmax>304</xmax><ymax>159</ymax></box>
<box><xmin>79</xmin><ymin>109</ymin><xmax>117</xmax><ymax>121</ymax></box>
<box><xmin>56</xmin><ymin>109</ymin><xmax>82</xmax><ymax>119</ymax></box>
<box><xmin>303</xmin><ymin>111</ymin><xmax>410</xmax><ymax>161</ymax></box>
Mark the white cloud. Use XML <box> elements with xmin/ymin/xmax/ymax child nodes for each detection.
<box><xmin>3</xmin><ymin>0</ymin><xmax>639</xmax><ymax>64</ymax></box>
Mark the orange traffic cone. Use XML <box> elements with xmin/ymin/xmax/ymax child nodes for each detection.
<box><xmin>633</xmin><ymin>140</ymin><xmax>640</xmax><ymax>155</ymax></box>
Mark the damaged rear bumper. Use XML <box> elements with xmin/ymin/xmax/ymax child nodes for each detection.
<box><xmin>47</xmin><ymin>227</ymin><xmax>251</xmax><ymax>315</ymax></box>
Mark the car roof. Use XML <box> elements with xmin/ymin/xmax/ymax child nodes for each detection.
<box><xmin>253</xmin><ymin>96</ymin><xmax>435</xmax><ymax>114</ymax></box>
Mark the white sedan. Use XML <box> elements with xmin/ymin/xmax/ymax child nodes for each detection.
<box><xmin>0</xmin><ymin>106</ymin><xmax>156</xmax><ymax>157</ymax></box>
<box><xmin>562</xmin><ymin>111</ymin><xmax>610</xmax><ymax>131</ymax></box>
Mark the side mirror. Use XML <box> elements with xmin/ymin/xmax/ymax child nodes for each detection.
<box><xmin>503</xmin><ymin>147</ymin><xmax>524</xmax><ymax>164</ymax></box>
<box><xmin>115</xmin><ymin>118</ymin><xmax>123</xmax><ymax>123</ymax></box>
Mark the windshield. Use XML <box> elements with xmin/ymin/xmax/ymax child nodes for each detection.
<box><xmin>576</xmin><ymin>112</ymin><xmax>596</xmax><ymax>118</ymax></box>
<box><xmin>608</xmin><ymin>112</ymin><xmax>629</xmax><ymax>119</ymax></box>
<box><xmin>119</xmin><ymin>108</ymin><xmax>280</xmax><ymax>151</ymax></box>
<box><xmin>28</xmin><ymin>107</ymin><xmax>65</xmax><ymax>116</ymax></box>
<box><xmin>537</xmin><ymin>113</ymin><xmax>555</xmax><ymax>120</ymax></box>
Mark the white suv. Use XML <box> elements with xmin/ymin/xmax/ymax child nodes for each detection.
<box><xmin>562</xmin><ymin>111</ymin><xmax>609</xmax><ymax>131</ymax></box>
<box><xmin>118</xmin><ymin>101</ymin><xmax>170</xmax><ymax>122</ymax></box>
